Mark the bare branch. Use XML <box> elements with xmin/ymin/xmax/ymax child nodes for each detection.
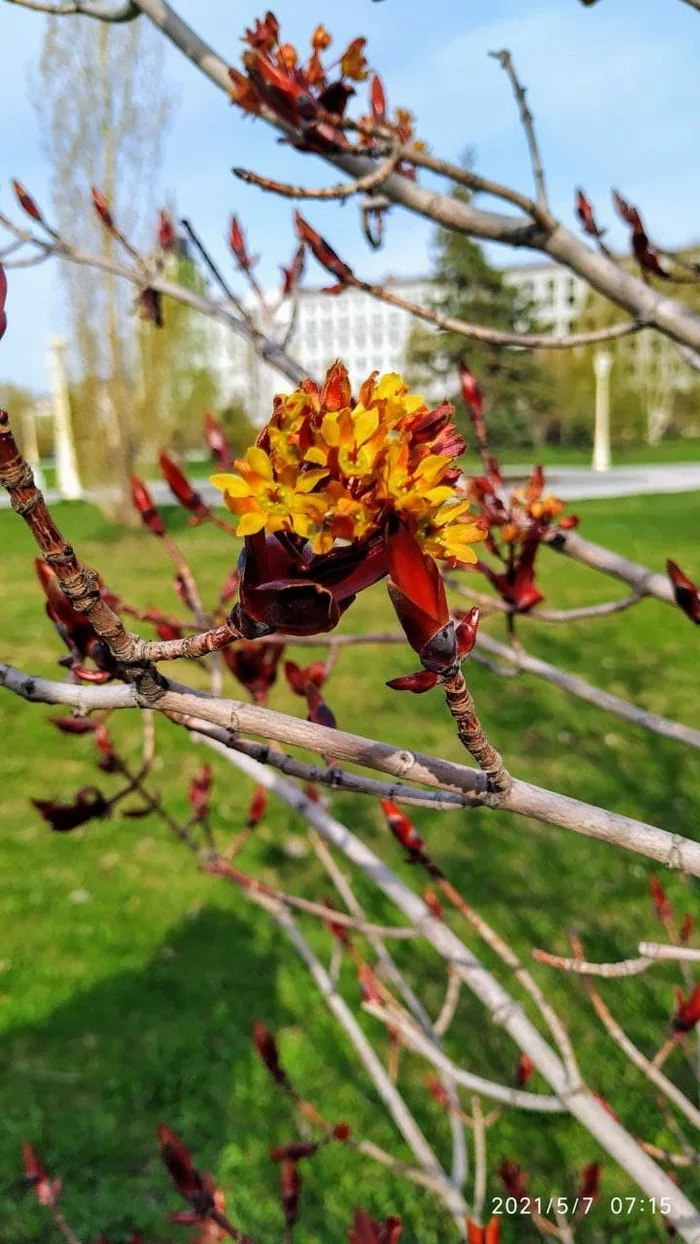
<box><xmin>356</xmin><ymin>274</ymin><xmax>642</xmax><ymax>351</ymax></box>
<box><xmin>489</xmin><ymin>48</ymin><xmax>549</xmax><ymax>210</ymax></box>
<box><xmin>532</xmin><ymin>948</ymin><xmax>653</xmax><ymax>978</ymax></box>
<box><xmin>130</xmin><ymin>719</ymin><xmax>700</xmax><ymax>1230</ymax></box>
<box><xmin>233</xmin><ymin>144</ymin><xmax>402</xmax><ymax>203</ymax></box>
<box><xmin>545</xmin><ymin>528</ymin><xmax>676</xmax><ymax>607</ymax></box>
<box><xmin>639</xmin><ymin>943</ymin><xmax>700</xmax><ymax>964</ymax></box>
<box><xmin>473</xmin><ymin>631</ymin><xmax>700</xmax><ymax>752</ymax></box>
<box><xmin>433</xmin><ymin>969</ymin><xmax>463</xmax><ymax>1039</ymax></box>
<box><xmin>127</xmin><ymin>0</ymin><xmax>700</xmax><ymax>352</ymax></box>
<box><xmin>0</xmin><ymin>212</ymin><xmax>307</xmax><ymax>388</ymax></box>
<box><xmin>5</xmin><ymin>663</ymin><xmax>700</xmax><ymax>878</ymax></box>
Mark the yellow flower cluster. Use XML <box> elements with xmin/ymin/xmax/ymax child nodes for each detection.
<box><xmin>211</xmin><ymin>363</ymin><xmax>485</xmax><ymax>563</ymax></box>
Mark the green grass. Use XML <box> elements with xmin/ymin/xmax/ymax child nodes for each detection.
<box><xmin>0</xmin><ymin>495</ymin><xmax>699</xmax><ymax>1243</ymax></box>
<box><xmin>494</xmin><ymin>438</ymin><xmax>700</xmax><ymax>468</ymax></box>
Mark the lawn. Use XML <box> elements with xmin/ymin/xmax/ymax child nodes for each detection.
<box><xmin>0</xmin><ymin>493</ymin><xmax>699</xmax><ymax>1243</ymax></box>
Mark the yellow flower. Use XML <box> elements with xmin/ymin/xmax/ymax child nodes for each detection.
<box><xmin>211</xmin><ymin>447</ymin><xmax>328</xmax><ymax>538</ymax></box>
<box><xmin>209</xmin><ymin>362</ymin><xmax>486</xmax><ymax>564</ymax></box>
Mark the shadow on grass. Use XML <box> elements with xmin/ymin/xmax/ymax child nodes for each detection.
<box><xmin>0</xmin><ymin>907</ymin><xmax>285</xmax><ymax>1243</ymax></box>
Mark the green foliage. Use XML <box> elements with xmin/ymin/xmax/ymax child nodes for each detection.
<box><xmin>406</xmin><ymin>187</ymin><xmax>554</xmax><ymax>450</ymax></box>
<box><xmin>0</xmin><ymin>497</ymin><xmax>699</xmax><ymax>1241</ymax></box>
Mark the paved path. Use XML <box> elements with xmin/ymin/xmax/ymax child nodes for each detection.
<box><xmin>2</xmin><ymin>462</ymin><xmax>700</xmax><ymax>509</ymax></box>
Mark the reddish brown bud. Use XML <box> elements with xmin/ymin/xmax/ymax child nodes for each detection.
<box><xmin>295</xmin><ymin>212</ymin><xmax>356</xmax><ymax>287</ymax></box>
<box><xmin>380</xmin><ymin>799</ymin><xmax>423</xmax><ymax>854</ymax></box>
<box><xmin>158</xmin><ymin>209</ymin><xmax>176</xmax><ymax>250</ymax></box>
<box><xmin>91</xmin><ymin>187</ymin><xmax>114</xmax><ymax>231</ymax></box>
<box><xmin>667</xmin><ymin>559</ymin><xmax>700</xmax><ymax>625</ymax></box>
<box><xmin>332</xmin><ymin>1121</ymin><xmax>351</xmax><ymax>1142</ymax></box>
<box><xmin>270</xmin><ymin>1142</ymin><xmax>318</xmax><ymax>1162</ymax></box>
<box><xmin>650</xmin><ymin>875</ymin><xmax>673</xmax><ymax>923</ymax></box>
<box><xmin>673</xmin><ymin>983</ymin><xmax>700</xmax><ymax>1033</ymax></box>
<box><xmin>159</xmin><ymin>452</ymin><xmax>209</xmax><ymax>521</ymax></box>
<box><xmin>680</xmin><ymin>913</ymin><xmax>694</xmax><ymax>944</ymax></box>
<box><xmin>370</xmin><ymin>74</ymin><xmax>386</xmax><ymax>123</ymax></box>
<box><xmin>423</xmin><ymin>888</ymin><xmax>443</xmax><ymax>920</ymax></box>
<box><xmin>157</xmin><ymin>1124</ymin><xmax>214</xmax><ymax>1216</ymax></box>
<box><xmin>188</xmin><ymin>764</ymin><xmax>213</xmax><ymax>822</ymax></box>
<box><xmin>49</xmin><ymin>715</ymin><xmax>97</xmax><ymax>735</ymax></box>
<box><xmin>575</xmin><ymin>188</ymin><xmax>604</xmax><ymax>238</ymax></box>
<box><xmin>0</xmin><ymin>263</ymin><xmax>7</xmax><ymax>340</ymax></box>
<box><xmin>280</xmin><ymin>1159</ymin><xmax>301</xmax><ymax>1228</ymax></box>
<box><xmin>22</xmin><ymin>1143</ymin><xmax>62</xmax><ymax>1208</ymax></box>
<box><xmin>94</xmin><ymin>722</ymin><xmax>119</xmax><ymax>772</ymax></box>
<box><xmin>130</xmin><ymin>475</ymin><xmax>166</xmax><ymax>536</ymax></box>
<box><xmin>386</xmin><ymin>669</ymin><xmax>440</xmax><ymax>694</ymax></box>
<box><xmin>247</xmin><ymin>784</ymin><xmax>268</xmax><ymax>827</ymax></box>
<box><xmin>575</xmin><ymin>1161</ymin><xmax>602</xmax><ymax>1203</ymax></box>
<box><xmin>305</xmin><ymin>683</ymin><xmax>336</xmax><ymax>729</ymax></box>
<box><xmin>204</xmin><ymin>411</ymin><xmax>233</xmax><ymax>469</ymax></box>
<box><xmin>253</xmin><ymin>1020</ymin><xmax>291</xmax><ymax>1090</ymax></box>
<box><xmin>515</xmin><ymin>1052</ymin><xmax>534</xmax><ymax>1088</ymax></box>
<box><xmin>425</xmin><ymin>1074</ymin><xmax>449</xmax><ymax>1106</ymax></box>
<box><xmin>12</xmin><ymin>179</ymin><xmax>43</xmax><ymax>222</ymax></box>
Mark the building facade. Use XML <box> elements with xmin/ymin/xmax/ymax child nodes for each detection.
<box><xmin>212</xmin><ymin>260</ymin><xmax>686</xmax><ymax>430</ymax></box>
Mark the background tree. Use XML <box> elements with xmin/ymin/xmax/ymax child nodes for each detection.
<box><xmin>406</xmin><ymin>187</ymin><xmax>554</xmax><ymax>452</ymax></box>
<box><xmin>134</xmin><ymin>242</ymin><xmax>222</xmax><ymax>461</ymax></box>
<box><xmin>37</xmin><ymin>14</ymin><xmax>173</xmax><ymax>519</ymax></box>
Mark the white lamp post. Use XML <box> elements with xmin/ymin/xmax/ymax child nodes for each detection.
<box><xmin>592</xmin><ymin>348</ymin><xmax>613</xmax><ymax>473</ymax></box>
<box><xmin>49</xmin><ymin>336</ymin><xmax>83</xmax><ymax>501</ymax></box>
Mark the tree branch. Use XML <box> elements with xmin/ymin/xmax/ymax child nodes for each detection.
<box><xmin>4</xmin><ymin>662</ymin><xmax>700</xmax><ymax>878</ymax></box>
<box><xmin>4</xmin><ymin>0</ymin><xmax>137</xmax><ymax>17</ymax></box>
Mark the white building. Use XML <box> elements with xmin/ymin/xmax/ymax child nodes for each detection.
<box><xmin>210</xmin><ymin>261</ymin><xmax>637</xmax><ymax>423</ymax></box>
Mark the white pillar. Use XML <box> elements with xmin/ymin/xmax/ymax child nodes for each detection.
<box><xmin>49</xmin><ymin>336</ymin><xmax>83</xmax><ymax>500</ymax></box>
<box><xmin>21</xmin><ymin>409</ymin><xmax>46</xmax><ymax>493</ymax></box>
<box><xmin>592</xmin><ymin>348</ymin><xmax>613</xmax><ymax>473</ymax></box>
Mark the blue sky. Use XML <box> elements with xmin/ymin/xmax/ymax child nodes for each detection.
<box><xmin>1</xmin><ymin>0</ymin><xmax>699</xmax><ymax>392</ymax></box>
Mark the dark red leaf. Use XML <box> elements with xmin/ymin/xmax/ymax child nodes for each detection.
<box><xmin>32</xmin><ymin>786</ymin><xmax>108</xmax><ymax>833</ymax></box>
